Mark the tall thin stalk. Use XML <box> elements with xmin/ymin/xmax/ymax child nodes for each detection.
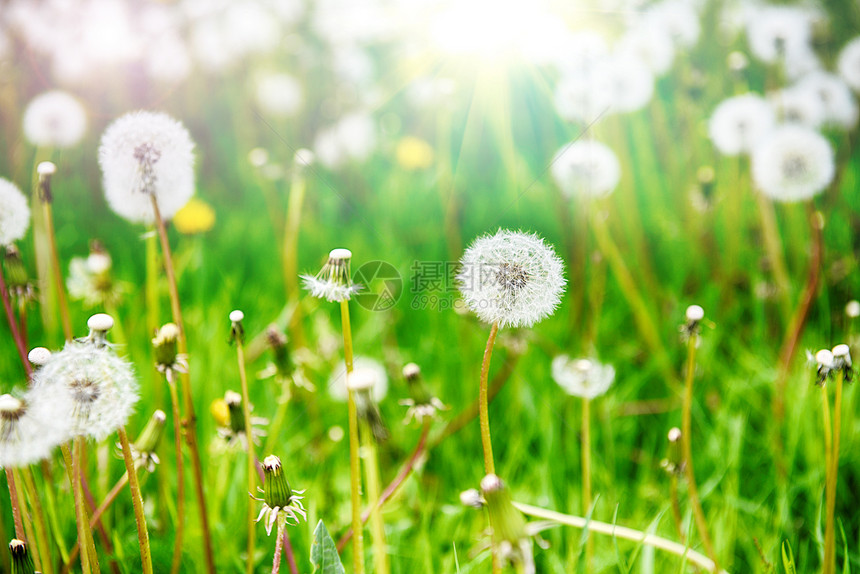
<box><xmin>479</xmin><ymin>322</ymin><xmax>500</xmax><ymax>475</ymax></box>
<box><xmin>0</xmin><ymin>265</ymin><xmax>31</xmax><ymax>377</ymax></box>
<box><xmin>63</xmin><ymin>441</ymin><xmax>98</xmax><ymax>574</ymax></box>
<box><xmin>340</xmin><ymin>299</ymin><xmax>365</xmax><ymax>574</ymax></box>
<box><xmin>283</xmin><ymin>160</ymin><xmax>308</xmax><ymax>347</ymax></box>
<box><xmin>117</xmin><ymin>427</ymin><xmax>153</xmax><ymax>574</ymax></box>
<box><xmin>581</xmin><ymin>396</ymin><xmax>593</xmax><ymax>569</ymax></box>
<box><xmin>167</xmin><ymin>380</ymin><xmax>185</xmax><ymax>574</ymax></box>
<box><xmin>21</xmin><ymin>467</ymin><xmax>53</xmax><ymax>574</ymax></box>
<box><xmin>235</xmin><ymin>330</ymin><xmax>257</xmax><ymax>574</ymax></box>
<box><xmin>681</xmin><ymin>333</ymin><xmax>719</xmax><ymax>571</ymax></box>
<box><xmin>821</xmin><ymin>382</ymin><xmax>834</xmax><ymax>574</ymax></box>
<box><xmin>361</xmin><ymin>421</ymin><xmax>389</xmax><ymax>574</ymax></box>
<box><xmin>5</xmin><ymin>468</ymin><xmax>26</xmax><ymax>541</ymax></box>
<box><xmin>272</xmin><ymin>520</ymin><xmax>286</xmax><ymax>574</ymax></box>
<box><xmin>39</xmin><ymin>189</ymin><xmax>72</xmax><ymax>340</ymax></box>
<box><xmin>150</xmin><ymin>195</ymin><xmax>215</xmax><ymax>573</ymax></box>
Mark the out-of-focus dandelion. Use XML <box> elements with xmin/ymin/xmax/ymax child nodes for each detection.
<box><xmin>837</xmin><ymin>37</ymin><xmax>860</xmax><ymax>93</ymax></box>
<box><xmin>172</xmin><ymin>198</ymin><xmax>216</xmax><ymax>235</ymax></box>
<box><xmin>67</xmin><ymin>243</ymin><xmax>123</xmax><ymax>308</ymax></box>
<box><xmin>400</xmin><ymin>363</ymin><xmax>447</xmax><ymax>424</ymax></box>
<box><xmin>481</xmin><ymin>474</ymin><xmax>535</xmax><ymax>574</ymax></box>
<box><xmin>22</xmin><ymin>90</ymin><xmax>87</xmax><ymax>148</ymax></box>
<box><xmin>0</xmin><ymin>179</ymin><xmax>30</xmax><ymax>247</ymax></box>
<box><xmin>551</xmin><ymin>140</ymin><xmax>621</xmax><ymax>199</ymax></box>
<box><xmin>746</xmin><ymin>6</ymin><xmax>813</xmax><ymax>65</ymax></box>
<box><xmin>846</xmin><ymin>300</ymin><xmax>860</xmax><ymax>319</ymax></box>
<box><xmin>551</xmin><ymin>356</ymin><xmax>615</xmax><ymax>399</ymax></box>
<box><xmin>254</xmin><ymin>72</ymin><xmax>303</xmax><ymax>117</ymax></box>
<box><xmin>708</xmin><ymin>94</ymin><xmax>775</xmax><ymax>156</ymax></box>
<box><xmin>302</xmin><ymin>248</ymin><xmax>362</xmax><ymax>303</ymax></box>
<box><xmin>751</xmin><ymin>125</ymin><xmax>834</xmax><ymax>202</ymax></box>
<box><xmin>617</xmin><ymin>26</ymin><xmax>674</xmax><ymax>75</ymax></box>
<box><xmin>328</xmin><ymin>356</ymin><xmax>388</xmax><ymax>403</ymax></box>
<box><xmin>795</xmin><ymin>71</ymin><xmax>859</xmax><ymax>130</ymax></box>
<box><xmin>0</xmin><ymin>391</ymin><xmax>71</xmax><ymax>468</ymax></box>
<box><xmin>770</xmin><ymin>87</ymin><xmax>825</xmax><ymax>129</ymax></box>
<box><xmin>125</xmin><ymin>409</ymin><xmax>166</xmax><ymax>473</ymax></box>
<box><xmin>9</xmin><ymin>539</ymin><xmax>36</xmax><ymax>574</ymax></box>
<box><xmin>214</xmin><ymin>390</ymin><xmax>267</xmax><ymax>450</ymax></box>
<box><xmin>98</xmin><ymin>111</ymin><xmax>195</xmax><ymax>224</ymax></box>
<box><xmin>314</xmin><ymin>112</ymin><xmax>377</xmax><ymax>170</ymax></box>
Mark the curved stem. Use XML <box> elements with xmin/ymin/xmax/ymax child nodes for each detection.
<box><xmin>118</xmin><ymin>427</ymin><xmax>152</xmax><ymax>574</ymax></box>
<box><xmin>340</xmin><ymin>299</ymin><xmax>365</xmax><ymax>574</ymax></box>
<box><xmin>681</xmin><ymin>335</ymin><xmax>719</xmax><ymax>571</ymax></box>
<box><xmin>168</xmin><ymin>381</ymin><xmax>186</xmax><ymax>574</ymax></box>
<box><xmin>150</xmin><ymin>195</ymin><xmax>215</xmax><ymax>574</ymax></box>
<box><xmin>513</xmin><ymin>501</ymin><xmax>726</xmax><ymax>573</ymax></box>
<box><xmin>479</xmin><ymin>322</ymin><xmax>500</xmax><ymax>475</ymax></box>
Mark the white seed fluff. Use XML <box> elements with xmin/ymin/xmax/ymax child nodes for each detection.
<box><xmin>751</xmin><ymin>125</ymin><xmax>834</xmax><ymax>202</ymax></box>
<box><xmin>795</xmin><ymin>71</ymin><xmax>859</xmax><ymax>130</ymax></box>
<box><xmin>709</xmin><ymin>94</ymin><xmax>775</xmax><ymax>156</ymax></box>
<box><xmin>769</xmin><ymin>87</ymin><xmax>825</xmax><ymax>129</ymax></box>
<box><xmin>0</xmin><ymin>392</ymin><xmax>72</xmax><ymax>468</ymax></box>
<box><xmin>254</xmin><ymin>72</ymin><xmax>303</xmax><ymax>117</ymax></box>
<box><xmin>837</xmin><ymin>37</ymin><xmax>860</xmax><ymax>93</ymax></box>
<box><xmin>98</xmin><ymin>111</ymin><xmax>195</xmax><ymax>224</ymax></box>
<box><xmin>0</xmin><ymin>178</ymin><xmax>30</xmax><ymax>247</ymax></box>
<box><xmin>328</xmin><ymin>357</ymin><xmax>388</xmax><ymax>403</ymax></box>
<box><xmin>31</xmin><ymin>340</ymin><xmax>139</xmax><ymax>441</ymax></box>
<box><xmin>551</xmin><ymin>355</ymin><xmax>615</xmax><ymax>399</ymax></box>
<box><xmin>551</xmin><ymin>140</ymin><xmax>621</xmax><ymax>199</ymax></box>
<box><xmin>22</xmin><ymin>90</ymin><xmax>87</xmax><ymax>148</ymax></box>
<box><xmin>746</xmin><ymin>6</ymin><xmax>813</xmax><ymax>65</ymax></box>
<box><xmin>457</xmin><ymin>230</ymin><xmax>566</xmax><ymax>329</ymax></box>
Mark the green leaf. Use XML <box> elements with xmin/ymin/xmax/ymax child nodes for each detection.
<box><xmin>839</xmin><ymin>521</ymin><xmax>851</xmax><ymax>574</ymax></box>
<box><xmin>782</xmin><ymin>541</ymin><xmax>797</xmax><ymax>574</ymax></box>
<box><xmin>311</xmin><ymin>520</ymin><xmax>346</xmax><ymax>574</ymax></box>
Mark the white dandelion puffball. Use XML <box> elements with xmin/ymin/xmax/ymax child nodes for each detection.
<box><xmin>709</xmin><ymin>94</ymin><xmax>775</xmax><ymax>156</ymax></box>
<box><xmin>617</xmin><ymin>26</ymin><xmax>675</xmax><ymax>76</ymax></box>
<box><xmin>0</xmin><ymin>392</ymin><xmax>71</xmax><ymax>468</ymax></box>
<box><xmin>254</xmin><ymin>72</ymin><xmax>303</xmax><ymax>117</ymax></box>
<box><xmin>457</xmin><ymin>230</ymin><xmax>566</xmax><ymax>329</ymax></box>
<box><xmin>838</xmin><ymin>37</ymin><xmax>860</xmax><ymax>92</ymax></box>
<box><xmin>99</xmin><ymin>111</ymin><xmax>195</xmax><ymax>224</ymax></box>
<box><xmin>751</xmin><ymin>125</ymin><xmax>834</xmax><ymax>203</ymax></box>
<box><xmin>22</xmin><ymin>90</ymin><xmax>87</xmax><ymax>148</ymax></box>
<box><xmin>31</xmin><ymin>340</ymin><xmax>139</xmax><ymax>441</ymax></box>
<box><xmin>746</xmin><ymin>6</ymin><xmax>812</xmax><ymax>65</ymax></box>
<box><xmin>604</xmin><ymin>54</ymin><xmax>655</xmax><ymax>114</ymax></box>
<box><xmin>0</xmin><ymin>178</ymin><xmax>30</xmax><ymax>246</ymax></box>
<box><xmin>769</xmin><ymin>87</ymin><xmax>824</xmax><ymax>129</ymax></box>
<box><xmin>551</xmin><ymin>140</ymin><xmax>621</xmax><ymax>199</ymax></box>
<box><xmin>551</xmin><ymin>356</ymin><xmax>615</xmax><ymax>400</ymax></box>
<box><xmin>795</xmin><ymin>71</ymin><xmax>858</xmax><ymax>130</ymax></box>
<box><xmin>642</xmin><ymin>0</ymin><xmax>701</xmax><ymax>48</ymax></box>
<box><xmin>145</xmin><ymin>33</ymin><xmax>192</xmax><ymax>84</ymax></box>
<box><xmin>328</xmin><ymin>357</ymin><xmax>388</xmax><ymax>403</ymax></box>
<box><xmin>554</xmin><ymin>70</ymin><xmax>613</xmax><ymax>124</ymax></box>
<box><xmin>314</xmin><ymin>112</ymin><xmax>377</xmax><ymax>169</ymax></box>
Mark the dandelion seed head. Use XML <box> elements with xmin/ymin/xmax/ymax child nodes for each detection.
<box><xmin>617</xmin><ymin>26</ymin><xmax>675</xmax><ymax>75</ymax></box>
<box><xmin>22</xmin><ymin>90</ymin><xmax>87</xmax><ymax>148</ymax></box>
<box><xmin>0</xmin><ymin>178</ymin><xmax>30</xmax><ymax>247</ymax></box>
<box><xmin>37</xmin><ymin>161</ymin><xmax>57</xmax><ymax>177</ymax></box>
<box><xmin>605</xmin><ymin>54</ymin><xmax>655</xmax><ymax>114</ymax></box>
<box><xmin>686</xmin><ymin>305</ymin><xmax>705</xmax><ymax>322</ymax></box>
<box><xmin>751</xmin><ymin>125</ymin><xmax>834</xmax><ymax>202</ymax></box>
<box><xmin>553</xmin><ymin>70</ymin><xmax>612</xmax><ymax>124</ymax></box>
<box><xmin>457</xmin><ymin>230</ymin><xmax>565</xmax><ymax>329</ymax></box>
<box><xmin>551</xmin><ymin>140</ymin><xmax>621</xmax><ymax>199</ymax></box>
<box><xmin>98</xmin><ymin>111</ymin><xmax>195</xmax><ymax>224</ymax></box>
<box><xmin>31</xmin><ymin>340</ymin><xmax>139</xmax><ymax>441</ymax></box>
<box><xmin>254</xmin><ymin>72</ymin><xmax>303</xmax><ymax>117</ymax></box>
<box><xmin>770</xmin><ymin>87</ymin><xmax>825</xmax><ymax>129</ymax></box>
<box><xmin>301</xmin><ymin>248</ymin><xmax>360</xmax><ymax>302</ymax></box>
<box><xmin>846</xmin><ymin>300</ymin><xmax>860</xmax><ymax>318</ymax></box>
<box><xmin>329</xmin><ymin>357</ymin><xmax>388</xmax><ymax>403</ymax></box>
<box><xmin>229</xmin><ymin>309</ymin><xmax>245</xmax><ymax>323</ymax></box>
<box><xmin>746</xmin><ymin>6</ymin><xmax>813</xmax><ymax>65</ymax></box>
<box><xmin>667</xmin><ymin>427</ymin><xmax>682</xmax><ymax>442</ymax></box>
<box><xmin>815</xmin><ymin>349</ymin><xmax>834</xmax><ymax>368</ymax></box>
<box><xmin>832</xmin><ymin>344</ymin><xmax>850</xmax><ymax>359</ymax></box>
<box><xmin>642</xmin><ymin>0</ymin><xmax>701</xmax><ymax>48</ymax></box>
<box><xmin>551</xmin><ymin>355</ymin><xmax>615</xmax><ymax>399</ymax></box>
<box><xmin>0</xmin><ymin>391</ymin><xmax>71</xmax><ymax>468</ymax></box>
<box><xmin>837</xmin><ymin>37</ymin><xmax>860</xmax><ymax>93</ymax></box>
<box><xmin>795</xmin><ymin>71</ymin><xmax>858</xmax><ymax>130</ymax></box>
<box><xmin>709</xmin><ymin>94</ymin><xmax>775</xmax><ymax>156</ymax></box>
<box><xmin>87</xmin><ymin>313</ymin><xmax>114</xmax><ymax>333</ymax></box>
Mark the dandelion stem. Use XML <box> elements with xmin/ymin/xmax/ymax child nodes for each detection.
<box><xmin>283</xmin><ymin>165</ymin><xmax>307</xmax><ymax>347</ymax></box>
<box><xmin>479</xmin><ymin>322</ymin><xmax>500</xmax><ymax>476</ymax></box>
<box><xmin>753</xmin><ymin>192</ymin><xmax>792</xmax><ymax>318</ymax></box>
<box><xmin>821</xmin><ymin>381</ymin><xmax>835</xmax><ymax>574</ymax></box>
<box><xmin>167</xmin><ymin>380</ymin><xmax>186</xmax><ymax>574</ymax></box>
<box><xmin>272</xmin><ymin>519</ymin><xmax>285</xmax><ymax>574</ymax></box>
<box><xmin>5</xmin><ymin>468</ymin><xmax>26</xmax><ymax>541</ymax></box>
<box><xmin>338</xmin><ymin>421</ymin><xmax>431</xmax><ymax>552</ymax></box>
<box><xmin>21</xmin><ymin>466</ymin><xmax>53</xmax><ymax>574</ymax></box>
<box><xmin>512</xmin><ymin>501</ymin><xmax>726</xmax><ymax>573</ymax></box>
<box><xmin>236</xmin><ymin>337</ymin><xmax>258</xmax><ymax>574</ymax></box>
<box><xmin>360</xmin><ymin>421</ymin><xmax>389</xmax><ymax>574</ymax></box>
<box><xmin>12</xmin><ymin>468</ymin><xmax>40</xmax><ymax>571</ymax></box>
<box><xmin>681</xmin><ymin>334</ymin><xmax>719</xmax><ymax>572</ymax></box>
<box><xmin>150</xmin><ymin>195</ymin><xmax>215</xmax><ymax>574</ymax></box>
<box><xmin>582</xmin><ymin>396</ymin><xmax>593</xmax><ymax>569</ymax></box>
<box><xmin>41</xmin><ymin>198</ymin><xmax>72</xmax><ymax>340</ymax></box>
<box><xmin>0</xmin><ymin>265</ymin><xmax>32</xmax><ymax>378</ymax></box>
<box><xmin>340</xmin><ymin>298</ymin><xmax>365</xmax><ymax>574</ymax></box>
<box><xmin>64</xmin><ymin>441</ymin><xmax>97</xmax><ymax>574</ymax></box>
<box><xmin>118</xmin><ymin>426</ymin><xmax>152</xmax><ymax>574</ymax></box>
<box><xmin>669</xmin><ymin>475</ymin><xmax>686</xmax><ymax>544</ymax></box>
<box><xmin>65</xmin><ymin>472</ymin><xmax>131</xmax><ymax>572</ymax></box>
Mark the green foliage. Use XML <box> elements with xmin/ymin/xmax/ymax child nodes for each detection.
<box><xmin>310</xmin><ymin>521</ymin><xmax>345</xmax><ymax>574</ymax></box>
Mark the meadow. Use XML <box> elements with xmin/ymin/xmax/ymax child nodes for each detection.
<box><xmin>1</xmin><ymin>0</ymin><xmax>860</xmax><ymax>573</ymax></box>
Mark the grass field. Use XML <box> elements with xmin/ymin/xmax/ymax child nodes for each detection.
<box><xmin>2</xmin><ymin>1</ymin><xmax>860</xmax><ymax>572</ymax></box>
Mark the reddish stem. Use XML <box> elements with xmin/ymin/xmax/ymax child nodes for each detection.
<box><xmin>0</xmin><ymin>266</ymin><xmax>32</xmax><ymax>378</ymax></box>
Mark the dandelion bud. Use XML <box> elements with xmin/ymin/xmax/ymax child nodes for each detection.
<box><xmin>403</xmin><ymin>362</ymin><xmax>421</xmax><ymax>382</ymax></box>
<box><xmin>3</xmin><ymin>247</ymin><xmax>33</xmax><ymax>302</ymax></box>
<box><xmin>480</xmin><ymin>474</ymin><xmax>534</xmax><ymax>573</ymax></box>
<box><xmin>229</xmin><ymin>309</ymin><xmax>245</xmax><ymax>344</ymax></box>
<box><xmin>27</xmin><ymin>347</ymin><xmax>51</xmax><ymax>368</ymax></box>
<box><xmin>9</xmin><ymin>539</ymin><xmax>36</xmax><ymax>574</ymax></box>
<box><xmin>153</xmin><ymin>323</ymin><xmax>181</xmax><ymax>369</ymax></box>
<box><xmin>400</xmin><ymin>361</ymin><xmax>446</xmax><ymax>424</ymax></box>
<box><xmin>37</xmin><ymin>161</ymin><xmax>57</xmax><ymax>201</ymax></box>
<box><xmin>266</xmin><ymin>328</ymin><xmax>291</xmax><ymax>377</ymax></box>
<box><xmin>846</xmin><ymin>300</ymin><xmax>860</xmax><ymax>319</ymax></box>
<box><xmin>134</xmin><ymin>410</ymin><xmax>167</xmax><ymax>455</ymax></box>
<box><xmin>697</xmin><ymin>166</ymin><xmax>715</xmax><ymax>198</ymax></box>
<box><xmin>661</xmin><ymin>427</ymin><xmax>685</xmax><ymax>475</ymax></box>
<box><xmin>262</xmin><ymin>455</ymin><xmax>294</xmax><ymax>509</ymax></box>
<box><xmin>224</xmin><ymin>390</ymin><xmax>246</xmax><ymax>435</ymax></box>
<box><xmin>460</xmin><ymin>488</ymin><xmax>484</xmax><ymax>509</ymax></box>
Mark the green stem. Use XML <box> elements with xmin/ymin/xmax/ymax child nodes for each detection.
<box><xmin>237</xmin><ymin>339</ymin><xmax>257</xmax><ymax>574</ymax></box>
<box><xmin>753</xmin><ymin>192</ymin><xmax>792</xmax><ymax>319</ymax></box>
<box><xmin>12</xmin><ymin>468</ymin><xmax>40</xmax><ymax>571</ymax></box>
<box><xmin>5</xmin><ymin>468</ymin><xmax>25</xmax><ymax>541</ymax></box>
<box><xmin>64</xmin><ymin>441</ymin><xmax>97</xmax><ymax>574</ymax></box>
<box><xmin>65</xmin><ymin>473</ymin><xmax>130</xmax><ymax>573</ymax></box>
<box><xmin>42</xmin><ymin>199</ymin><xmax>72</xmax><ymax>340</ymax></box>
<box><xmin>272</xmin><ymin>519</ymin><xmax>285</xmax><ymax>574</ymax></box>
<box><xmin>681</xmin><ymin>335</ymin><xmax>719</xmax><ymax>572</ymax></box>
<box><xmin>479</xmin><ymin>322</ymin><xmax>500</xmax><ymax>476</ymax></box>
<box><xmin>150</xmin><ymin>195</ymin><xmax>215</xmax><ymax>574</ymax></box>
<box><xmin>340</xmin><ymin>299</ymin><xmax>365</xmax><ymax>574</ymax></box>
<box><xmin>167</xmin><ymin>381</ymin><xmax>185</xmax><ymax>574</ymax></box>
<box><xmin>21</xmin><ymin>467</ymin><xmax>53</xmax><ymax>574</ymax></box>
<box><xmin>582</xmin><ymin>397</ymin><xmax>593</xmax><ymax>570</ymax></box>
<box><xmin>283</xmin><ymin>165</ymin><xmax>307</xmax><ymax>347</ymax></box>
<box><xmin>40</xmin><ymin>460</ymin><xmax>69</xmax><ymax>565</ymax></box>
<box><xmin>118</xmin><ymin>427</ymin><xmax>152</xmax><ymax>574</ymax></box>
<box><xmin>513</xmin><ymin>502</ymin><xmax>726</xmax><ymax>573</ymax></box>
<box><xmin>361</xmin><ymin>421</ymin><xmax>389</xmax><ymax>574</ymax></box>
<box><xmin>821</xmin><ymin>383</ymin><xmax>834</xmax><ymax>574</ymax></box>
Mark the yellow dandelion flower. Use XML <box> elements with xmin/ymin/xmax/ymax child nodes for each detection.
<box><xmin>173</xmin><ymin>198</ymin><xmax>215</xmax><ymax>234</ymax></box>
<box><xmin>396</xmin><ymin>136</ymin><xmax>434</xmax><ymax>170</ymax></box>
